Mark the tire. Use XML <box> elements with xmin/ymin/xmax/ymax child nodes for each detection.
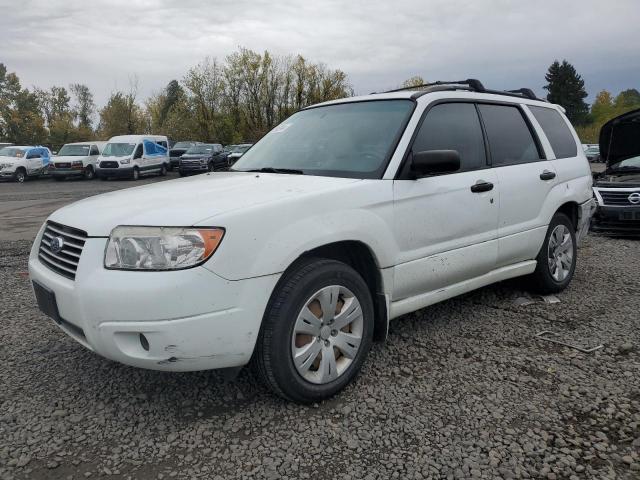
<box><xmin>83</xmin><ymin>166</ymin><xmax>94</xmax><ymax>180</ymax></box>
<box><xmin>53</xmin><ymin>176</ymin><xmax>65</xmax><ymax>181</ymax></box>
<box><xmin>528</xmin><ymin>212</ymin><xmax>577</xmax><ymax>294</ymax></box>
<box><xmin>100</xmin><ymin>176</ymin><xmax>109</xmax><ymax>181</ymax></box>
<box><xmin>253</xmin><ymin>258</ymin><xmax>374</xmax><ymax>403</ymax></box>
<box><xmin>132</xmin><ymin>167</ymin><xmax>140</xmax><ymax>181</ymax></box>
<box><xmin>159</xmin><ymin>164</ymin><xmax>167</xmax><ymax>177</ymax></box>
<box><xmin>179</xmin><ymin>172</ymin><xmax>186</xmax><ymax>177</ymax></box>
<box><xmin>207</xmin><ymin>162</ymin><xmax>214</xmax><ymax>172</ymax></box>
<box><xmin>15</xmin><ymin>168</ymin><xmax>26</xmax><ymax>183</ymax></box>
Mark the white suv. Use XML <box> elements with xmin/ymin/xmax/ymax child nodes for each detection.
<box><xmin>29</xmin><ymin>80</ymin><xmax>594</xmax><ymax>402</ymax></box>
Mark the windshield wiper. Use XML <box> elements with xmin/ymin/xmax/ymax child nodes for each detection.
<box><xmin>243</xmin><ymin>167</ymin><xmax>304</xmax><ymax>175</ymax></box>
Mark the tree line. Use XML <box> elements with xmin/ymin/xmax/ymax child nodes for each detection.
<box><xmin>0</xmin><ymin>52</ymin><xmax>638</xmax><ymax>149</ymax></box>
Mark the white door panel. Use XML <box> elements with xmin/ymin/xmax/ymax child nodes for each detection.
<box><xmin>495</xmin><ymin>161</ymin><xmax>557</xmax><ymax>266</ymax></box>
<box><xmin>392</xmin><ymin>169</ymin><xmax>499</xmax><ymax>300</ymax></box>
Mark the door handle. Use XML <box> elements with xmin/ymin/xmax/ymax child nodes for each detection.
<box><xmin>540</xmin><ymin>170</ymin><xmax>556</xmax><ymax>180</ymax></box>
<box><xmin>470</xmin><ymin>180</ymin><xmax>494</xmax><ymax>193</ymax></box>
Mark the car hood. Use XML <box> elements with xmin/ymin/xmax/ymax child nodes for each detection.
<box><xmin>0</xmin><ymin>155</ymin><xmax>18</xmax><ymax>164</ymax></box>
<box><xmin>600</xmin><ymin>108</ymin><xmax>640</xmax><ymax>168</ymax></box>
<box><xmin>48</xmin><ymin>172</ymin><xmax>361</xmax><ymax>236</ymax></box>
<box><xmin>53</xmin><ymin>155</ymin><xmax>88</xmax><ymax>163</ymax></box>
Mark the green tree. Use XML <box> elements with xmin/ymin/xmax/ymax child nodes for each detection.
<box><xmin>70</xmin><ymin>83</ymin><xmax>95</xmax><ymax>130</ymax></box>
<box><xmin>544</xmin><ymin>60</ymin><xmax>589</xmax><ymax>125</ymax></box>
<box><xmin>0</xmin><ymin>63</ymin><xmax>23</xmax><ymax>140</ymax></box>
<box><xmin>614</xmin><ymin>88</ymin><xmax>640</xmax><ymax>110</ymax></box>
<box><xmin>3</xmin><ymin>89</ymin><xmax>47</xmax><ymax>144</ymax></box>
<box><xmin>98</xmin><ymin>87</ymin><xmax>145</xmax><ymax>138</ymax></box>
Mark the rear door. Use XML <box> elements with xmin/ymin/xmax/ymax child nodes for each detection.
<box><xmin>392</xmin><ymin>102</ymin><xmax>499</xmax><ymax>300</ymax></box>
<box><xmin>25</xmin><ymin>148</ymin><xmax>43</xmax><ymax>174</ymax></box>
<box><xmin>477</xmin><ymin>103</ymin><xmax>557</xmax><ymax>267</ymax></box>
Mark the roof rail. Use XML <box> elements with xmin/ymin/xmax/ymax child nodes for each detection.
<box><xmin>376</xmin><ymin>78</ymin><xmax>546</xmax><ymax>102</ymax></box>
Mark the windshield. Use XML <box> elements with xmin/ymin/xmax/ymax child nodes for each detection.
<box><xmin>232</xmin><ymin>100</ymin><xmax>415</xmax><ymax>178</ymax></box>
<box><xmin>236</xmin><ymin>145</ymin><xmax>252</xmax><ymax>153</ymax></box>
<box><xmin>186</xmin><ymin>145</ymin><xmax>214</xmax><ymax>154</ymax></box>
<box><xmin>0</xmin><ymin>147</ymin><xmax>27</xmax><ymax>158</ymax></box>
<box><xmin>102</xmin><ymin>142</ymin><xmax>136</xmax><ymax>157</ymax></box>
<box><xmin>58</xmin><ymin>144</ymin><xmax>91</xmax><ymax>156</ymax></box>
<box><xmin>610</xmin><ymin>155</ymin><xmax>640</xmax><ymax>170</ymax></box>
<box><xmin>174</xmin><ymin>142</ymin><xmax>194</xmax><ymax>149</ymax></box>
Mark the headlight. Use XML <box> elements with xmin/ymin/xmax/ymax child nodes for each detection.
<box><xmin>104</xmin><ymin>226</ymin><xmax>224</xmax><ymax>270</ymax></box>
<box><xmin>120</xmin><ymin>158</ymin><xmax>131</xmax><ymax>164</ymax></box>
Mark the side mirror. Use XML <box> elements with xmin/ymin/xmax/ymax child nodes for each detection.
<box><xmin>411</xmin><ymin>149</ymin><xmax>460</xmax><ymax>177</ymax></box>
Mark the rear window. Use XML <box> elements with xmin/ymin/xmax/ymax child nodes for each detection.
<box><xmin>529</xmin><ymin>106</ymin><xmax>577</xmax><ymax>159</ymax></box>
<box><xmin>478</xmin><ymin>104</ymin><xmax>542</xmax><ymax>166</ymax></box>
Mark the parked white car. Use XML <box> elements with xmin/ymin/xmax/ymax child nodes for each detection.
<box><xmin>95</xmin><ymin>135</ymin><xmax>169</xmax><ymax>180</ymax></box>
<box><xmin>0</xmin><ymin>145</ymin><xmax>52</xmax><ymax>182</ymax></box>
<box><xmin>50</xmin><ymin>141</ymin><xmax>107</xmax><ymax>180</ymax></box>
<box><xmin>29</xmin><ymin>80</ymin><xmax>594</xmax><ymax>402</ymax></box>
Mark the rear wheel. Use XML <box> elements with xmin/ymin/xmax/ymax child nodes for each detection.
<box><xmin>15</xmin><ymin>168</ymin><xmax>26</xmax><ymax>183</ymax></box>
<box><xmin>253</xmin><ymin>258</ymin><xmax>374</xmax><ymax>403</ymax></box>
<box><xmin>528</xmin><ymin>212</ymin><xmax>577</xmax><ymax>293</ymax></box>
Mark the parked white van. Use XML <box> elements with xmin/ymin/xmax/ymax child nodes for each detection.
<box><xmin>96</xmin><ymin>135</ymin><xmax>169</xmax><ymax>180</ymax></box>
<box><xmin>50</xmin><ymin>142</ymin><xmax>107</xmax><ymax>180</ymax></box>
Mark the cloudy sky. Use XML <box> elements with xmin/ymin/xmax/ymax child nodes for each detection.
<box><xmin>1</xmin><ymin>0</ymin><xmax>639</xmax><ymax>107</ymax></box>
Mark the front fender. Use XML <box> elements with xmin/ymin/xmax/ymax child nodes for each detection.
<box><xmin>201</xmin><ymin>180</ymin><xmax>396</xmax><ymax>280</ymax></box>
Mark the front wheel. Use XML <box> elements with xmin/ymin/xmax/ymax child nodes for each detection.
<box><xmin>159</xmin><ymin>164</ymin><xmax>167</xmax><ymax>177</ymax></box>
<box><xmin>15</xmin><ymin>168</ymin><xmax>26</xmax><ymax>183</ymax></box>
<box><xmin>83</xmin><ymin>166</ymin><xmax>94</xmax><ymax>180</ymax></box>
<box><xmin>132</xmin><ymin>167</ymin><xmax>140</xmax><ymax>181</ymax></box>
<box><xmin>528</xmin><ymin>212</ymin><xmax>577</xmax><ymax>293</ymax></box>
<box><xmin>253</xmin><ymin>258</ymin><xmax>374</xmax><ymax>403</ymax></box>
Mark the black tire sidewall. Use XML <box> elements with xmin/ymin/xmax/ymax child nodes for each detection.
<box><xmin>16</xmin><ymin>169</ymin><xmax>26</xmax><ymax>183</ymax></box>
<box><xmin>535</xmin><ymin>213</ymin><xmax>577</xmax><ymax>292</ymax></box>
<box><xmin>262</xmin><ymin>259</ymin><xmax>374</xmax><ymax>403</ymax></box>
<box><xmin>84</xmin><ymin>166</ymin><xmax>94</xmax><ymax>179</ymax></box>
<box><xmin>132</xmin><ymin>168</ymin><xmax>139</xmax><ymax>180</ymax></box>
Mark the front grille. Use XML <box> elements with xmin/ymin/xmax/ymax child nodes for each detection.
<box><xmin>55</xmin><ymin>163</ymin><xmax>71</xmax><ymax>168</ymax></box>
<box><xmin>599</xmin><ymin>189</ymin><xmax>640</xmax><ymax>206</ymax></box>
<box><xmin>38</xmin><ymin>221</ymin><xmax>87</xmax><ymax>280</ymax></box>
<box><xmin>100</xmin><ymin>161</ymin><xmax>119</xmax><ymax>168</ymax></box>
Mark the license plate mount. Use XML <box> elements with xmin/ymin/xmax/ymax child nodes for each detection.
<box><xmin>32</xmin><ymin>281</ymin><xmax>61</xmax><ymax>323</ymax></box>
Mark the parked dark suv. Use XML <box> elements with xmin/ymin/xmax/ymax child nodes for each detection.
<box><xmin>169</xmin><ymin>141</ymin><xmax>200</xmax><ymax>170</ymax></box>
<box><xmin>592</xmin><ymin>108</ymin><xmax>640</xmax><ymax>235</ymax></box>
<box><xmin>178</xmin><ymin>143</ymin><xmax>224</xmax><ymax>176</ymax></box>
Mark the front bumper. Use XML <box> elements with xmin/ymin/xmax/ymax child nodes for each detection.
<box><xmin>179</xmin><ymin>162</ymin><xmax>208</xmax><ymax>174</ymax></box>
<box><xmin>170</xmin><ymin>157</ymin><xmax>181</xmax><ymax>168</ymax></box>
<box><xmin>96</xmin><ymin>166</ymin><xmax>134</xmax><ymax>179</ymax></box>
<box><xmin>591</xmin><ymin>205</ymin><xmax>640</xmax><ymax>235</ymax></box>
<box><xmin>28</xmin><ymin>227</ymin><xmax>280</xmax><ymax>371</ymax></box>
<box><xmin>51</xmin><ymin>168</ymin><xmax>84</xmax><ymax>177</ymax></box>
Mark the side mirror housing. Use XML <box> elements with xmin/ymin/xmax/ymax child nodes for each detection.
<box><xmin>411</xmin><ymin>149</ymin><xmax>461</xmax><ymax>177</ymax></box>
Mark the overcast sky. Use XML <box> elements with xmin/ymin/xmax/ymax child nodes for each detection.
<box><xmin>1</xmin><ymin>0</ymin><xmax>639</xmax><ymax>108</ymax></box>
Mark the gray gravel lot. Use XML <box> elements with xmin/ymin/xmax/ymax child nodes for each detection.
<box><xmin>1</xmin><ymin>175</ymin><xmax>639</xmax><ymax>480</ymax></box>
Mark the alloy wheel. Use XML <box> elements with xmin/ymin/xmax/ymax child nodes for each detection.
<box><xmin>547</xmin><ymin>224</ymin><xmax>573</xmax><ymax>282</ymax></box>
<box><xmin>291</xmin><ymin>285</ymin><xmax>364</xmax><ymax>384</ymax></box>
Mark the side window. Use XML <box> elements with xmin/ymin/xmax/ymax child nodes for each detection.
<box><xmin>90</xmin><ymin>145</ymin><xmax>100</xmax><ymax>156</ymax></box>
<box><xmin>478</xmin><ymin>104</ymin><xmax>542</xmax><ymax>166</ymax></box>
<box><xmin>413</xmin><ymin>102</ymin><xmax>486</xmax><ymax>172</ymax></box>
<box><xmin>158</xmin><ymin>141</ymin><xmax>168</xmax><ymax>149</ymax></box>
<box><xmin>133</xmin><ymin>144</ymin><xmax>143</xmax><ymax>159</ymax></box>
<box><xmin>529</xmin><ymin>106</ymin><xmax>578</xmax><ymax>159</ymax></box>
<box><xmin>27</xmin><ymin>149</ymin><xmax>41</xmax><ymax>159</ymax></box>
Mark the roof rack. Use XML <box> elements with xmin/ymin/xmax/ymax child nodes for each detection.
<box><xmin>375</xmin><ymin>78</ymin><xmax>546</xmax><ymax>102</ymax></box>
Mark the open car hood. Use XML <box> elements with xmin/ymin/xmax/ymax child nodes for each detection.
<box><xmin>599</xmin><ymin>108</ymin><xmax>640</xmax><ymax>168</ymax></box>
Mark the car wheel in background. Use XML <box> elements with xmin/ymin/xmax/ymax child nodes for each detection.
<box><xmin>207</xmin><ymin>162</ymin><xmax>214</xmax><ymax>172</ymax></box>
<box><xmin>132</xmin><ymin>167</ymin><xmax>140</xmax><ymax>181</ymax></box>
<box><xmin>15</xmin><ymin>168</ymin><xmax>26</xmax><ymax>183</ymax></box>
<box><xmin>83</xmin><ymin>166</ymin><xmax>94</xmax><ymax>180</ymax></box>
<box><xmin>528</xmin><ymin>212</ymin><xmax>577</xmax><ymax>294</ymax></box>
<box><xmin>253</xmin><ymin>258</ymin><xmax>374</xmax><ymax>403</ymax></box>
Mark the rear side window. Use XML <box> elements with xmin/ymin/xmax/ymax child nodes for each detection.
<box><xmin>529</xmin><ymin>106</ymin><xmax>578</xmax><ymax>159</ymax></box>
<box><xmin>478</xmin><ymin>104</ymin><xmax>542</xmax><ymax>166</ymax></box>
<box><xmin>413</xmin><ymin>103</ymin><xmax>486</xmax><ymax>172</ymax></box>
<box><xmin>90</xmin><ymin>145</ymin><xmax>99</xmax><ymax>155</ymax></box>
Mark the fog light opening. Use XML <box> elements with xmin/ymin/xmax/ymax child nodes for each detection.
<box><xmin>139</xmin><ymin>333</ymin><xmax>150</xmax><ymax>351</ymax></box>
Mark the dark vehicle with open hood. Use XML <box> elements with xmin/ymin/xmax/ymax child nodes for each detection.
<box><xmin>169</xmin><ymin>141</ymin><xmax>201</xmax><ymax>170</ymax></box>
<box><xmin>178</xmin><ymin>143</ymin><xmax>224</xmax><ymax>176</ymax></box>
<box><xmin>592</xmin><ymin>108</ymin><xmax>640</xmax><ymax>235</ymax></box>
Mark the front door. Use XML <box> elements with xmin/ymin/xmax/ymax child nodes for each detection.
<box><xmin>392</xmin><ymin>102</ymin><xmax>499</xmax><ymax>301</ymax></box>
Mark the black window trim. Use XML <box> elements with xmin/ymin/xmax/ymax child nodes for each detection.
<box><xmin>527</xmin><ymin>104</ymin><xmax>577</xmax><ymax>160</ymax></box>
<box><xmin>395</xmin><ymin>98</ymin><xmax>547</xmax><ymax>180</ymax></box>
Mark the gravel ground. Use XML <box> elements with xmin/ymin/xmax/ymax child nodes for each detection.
<box><xmin>1</xmin><ymin>233</ymin><xmax>639</xmax><ymax>480</ymax></box>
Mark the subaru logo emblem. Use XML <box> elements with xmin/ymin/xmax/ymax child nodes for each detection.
<box><xmin>50</xmin><ymin>236</ymin><xmax>64</xmax><ymax>253</ymax></box>
<box><xmin>629</xmin><ymin>192</ymin><xmax>640</xmax><ymax>205</ymax></box>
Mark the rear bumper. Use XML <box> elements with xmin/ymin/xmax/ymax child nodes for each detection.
<box><xmin>591</xmin><ymin>205</ymin><xmax>640</xmax><ymax>236</ymax></box>
<box><xmin>28</xmin><ymin>228</ymin><xmax>280</xmax><ymax>371</ymax></box>
<box><xmin>576</xmin><ymin>198</ymin><xmax>596</xmax><ymax>244</ymax></box>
